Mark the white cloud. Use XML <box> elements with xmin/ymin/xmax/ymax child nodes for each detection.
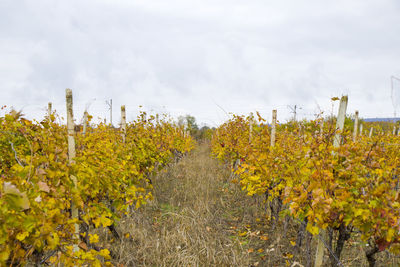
<box><xmin>1</xmin><ymin>0</ymin><xmax>400</xmax><ymax>124</ymax></box>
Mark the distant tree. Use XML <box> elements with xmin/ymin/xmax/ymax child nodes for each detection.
<box><xmin>198</xmin><ymin>126</ymin><xmax>213</xmax><ymax>141</ymax></box>
<box><xmin>178</xmin><ymin>114</ymin><xmax>198</xmax><ymax>135</ymax></box>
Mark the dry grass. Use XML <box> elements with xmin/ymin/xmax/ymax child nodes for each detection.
<box><xmin>95</xmin><ymin>143</ymin><xmax>400</xmax><ymax>267</ymax></box>
<box><xmin>99</xmin><ymin>143</ymin><xmax>254</xmax><ymax>266</ymax></box>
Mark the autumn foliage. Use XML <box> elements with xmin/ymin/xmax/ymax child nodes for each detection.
<box><xmin>0</xmin><ymin>110</ymin><xmax>194</xmax><ymax>266</ymax></box>
<box><xmin>212</xmin><ymin>113</ymin><xmax>400</xmax><ymax>264</ymax></box>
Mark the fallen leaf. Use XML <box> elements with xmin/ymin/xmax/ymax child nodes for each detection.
<box><xmin>38</xmin><ymin>181</ymin><xmax>50</xmax><ymax>193</ymax></box>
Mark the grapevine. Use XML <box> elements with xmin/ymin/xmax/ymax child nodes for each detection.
<box><xmin>0</xmin><ymin>109</ymin><xmax>195</xmax><ymax>266</ymax></box>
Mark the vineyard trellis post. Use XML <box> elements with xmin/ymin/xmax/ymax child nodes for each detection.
<box><xmin>360</xmin><ymin>123</ymin><xmax>363</xmax><ymax>136</ymax></box>
<box><xmin>83</xmin><ymin>111</ymin><xmax>88</xmax><ymax>135</ymax></box>
<box><xmin>48</xmin><ymin>102</ymin><xmax>52</xmax><ymax>118</ymax></box>
<box><xmin>106</xmin><ymin>99</ymin><xmax>113</xmax><ymax>126</ymax></box>
<box><xmin>121</xmin><ymin>105</ymin><xmax>126</xmax><ymax>143</ymax></box>
<box><xmin>393</xmin><ymin>126</ymin><xmax>396</xmax><ymax>136</ymax></box>
<box><xmin>320</xmin><ymin>120</ymin><xmax>324</xmax><ymax>138</ymax></box>
<box><xmin>315</xmin><ymin>95</ymin><xmax>348</xmax><ymax>267</ymax></box>
<box><xmin>266</xmin><ymin>109</ymin><xmax>277</xmax><ymax>220</ymax></box>
<box><xmin>66</xmin><ymin>89</ymin><xmax>80</xmax><ymax>252</ymax></box>
<box><xmin>369</xmin><ymin>127</ymin><xmax>374</xmax><ymax>138</ymax></box>
<box><xmin>271</xmin><ymin>110</ymin><xmax>277</xmax><ymax>147</ymax></box>
<box><xmin>353</xmin><ymin>111</ymin><xmax>359</xmax><ymax>141</ymax></box>
<box><xmin>249</xmin><ymin>112</ymin><xmax>253</xmax><ymax>143</ymax></box>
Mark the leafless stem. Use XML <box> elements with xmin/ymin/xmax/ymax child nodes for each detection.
<box><xmin>9</xmin><ymin>141</ymin><xmax>24</xmax><ymax>167</ymax></box>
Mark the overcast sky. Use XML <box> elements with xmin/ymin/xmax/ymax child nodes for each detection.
<box><xmin>1</xmin><ymin>0</ymin><xmax>400</xmax><ymax>126</ymax></box>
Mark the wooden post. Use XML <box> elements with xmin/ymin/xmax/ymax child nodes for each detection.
<box><xmin>369</xmin><ymin>127</ymin><xmax>374</xmax><ymax>138</ymax></box>
<box><xmin>393</xmin><ymin>126</ymin><xmax>396</xmax><ymax>135</ymax></box>
<box><xmin>106</xmin><ymin>99</ymin><xmax>113</xmax><ymax>126</ymax></box>
<box><xmin>121</xmin><ymin>105</ymin><xmax>126</xmax><ymax>143</ymax></box>
<box><xmin>83</xmin><ymin>111</ymin><xmax>88</xmax><ymax>135</ymax></box>
<box><xmin>249</xmin><ymin>112</ymin><xmax>253</xmax><ymax>143</ymax></box>
<box><xmin>110</xmin><ymin>99</ymin><xmax>112</xmax><ymax>126</ymax></box>
<box><xmin>359</xmin><ymin>124</ymin><xmax>363</xmax><ymax>136</ymax></box>
<box><xmin>315</xmin><ymin>95</ymin><xmax>348</xmax><ymax>267</ymax></box>
<box><xmin>66</xmin><ymin>89</ymin><xmax>79</xmax><ymax>252</ymax></box>
<box><xmin>271</xmin><ymin>110</ymin><xmax>277</xmax><ymax>147</ymax></box>
<box><xmin>48</xmin><ymin>102</ymin><xmax>52</xmax><ymax>118</ymax></box>
<box><xmin>320</xmin><ymin>120</ymin><xmax>324</xmax><ymax>138</ymax></box>
<box><xmin>332</xmin><ymin>96</ymin><xmax>348</xmax><ymax>147</ymax></box>
<box><xmin>353</xmin><ymin>111</ymin><xmax>359</xmax><ymax>141</ymax></box>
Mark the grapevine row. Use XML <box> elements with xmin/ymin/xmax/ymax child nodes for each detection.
<box><xmin>211</xmin><ymin>98</ymin><xmax>400</xmax><ymax>266</ymax></box>
<box><xmin>0</xmin><ymin>94</ymin><xmax>195</xmax><ymax>266</ymax></box>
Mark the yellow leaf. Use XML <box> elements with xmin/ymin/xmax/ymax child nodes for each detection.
<box><xmin>47</xmin><ymin>232</ymin><xmax>60</xmax><ymax>249</ymax></box>
<box><xmin>89</xmin><ymin>234</ymin><xmax>99</xmax><ymax>243</ymax></box>
<box><xmin>99</xmin><ymin>249</ymin><xmax>111</xmax><ymax>260</ymax></box>
<box><xmin>387</xmin><ymin>228</ymin><xmax>395</xmax><ymax>242</ymax></box>
<box><xmin>283</xmin><ymin>252</ymin><xmax>294</xmax><ymax>258</ymax></box>
<box><xmin>49</xmin><ymin>256</ymin><xmax>58</xmax><ymax>264</ymax></box>
<box><xmin>16</xmin><ymin>231</ymin><xmax>29</xmax><ymax>241</ymax></box>
<box><xmin>306</xmin><ymin>223</ymin><xmax>319</xmax><ymax>235</ymax></box>
<box><xmin>100</xmin><ymin>217</ymin><xmax>112</xmax><ymax>227</ymax></box>
<box><xmin>0</xmin><ymin>246</ymin><xmax>10</xmax><ymax>262</ymax></box>
<box><xmin>238</xmin><ymin>231</ymin><xmax>248</xmax><ymax>237</ymax></box>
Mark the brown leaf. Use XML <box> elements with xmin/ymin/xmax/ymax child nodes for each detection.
<box><xmin>79</xmin><ymin>242</ymin><xmax>88</xmax><ymax>251</ymax></box>
<box><xmin>38</xmin><ymin>181</ymin><xmax>50</xmax><ymax>193</ymax></box>
<box><xmin>36</xmin><ymin>168</ymin><xmax>46</xmax><ymax>177</ymax></box>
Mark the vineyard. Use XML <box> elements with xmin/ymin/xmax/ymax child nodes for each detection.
<box><xmin>211</xmin><ymin>96</ymin><xmax>400</xmax><ymax>267</ymax></box>
<box><xmin>0</xmin><ymin>90</ymin><xmax>195</xmax><ymax>266</ymax></box>
<box><xmin>1</xmin><ymin>93</ymin><xmax>400</xmax><ymax>266</ymax></box>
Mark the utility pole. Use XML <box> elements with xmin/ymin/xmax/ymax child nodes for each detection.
<box><xmin>288</xmin><ymin>105</ymin><xmax>301</xmax><ymax>121</ymax></box>
<box><xmin>106</xmin><ymin>99</ymin><xmax>113</xmax><ymax>126</ymax></box>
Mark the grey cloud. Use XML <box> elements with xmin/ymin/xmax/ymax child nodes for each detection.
<box><xmin>1</xmin><ymin>0</ymin><xmax>400</xmax><ymax>124</ymax></box>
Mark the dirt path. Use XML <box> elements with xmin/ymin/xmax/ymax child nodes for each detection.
<box><xmin>105</xmin><ymin>143</ymin><xmax>263</xmax><ymax>266</ymax></box>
